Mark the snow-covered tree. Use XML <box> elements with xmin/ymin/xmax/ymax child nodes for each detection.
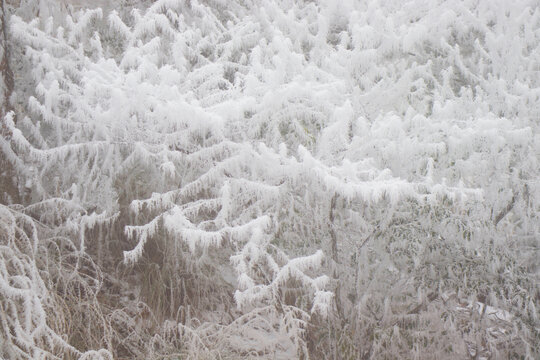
<box><xmin>1</xmin><ymin>0</ymin><xmax>538</xmax><ymax>359</ymax></box>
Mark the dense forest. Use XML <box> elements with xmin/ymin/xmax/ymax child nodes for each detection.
<box><xmin>0</xmin><ymin>0</ymin><xmax>539</xmax><ymax>359</ymax></box>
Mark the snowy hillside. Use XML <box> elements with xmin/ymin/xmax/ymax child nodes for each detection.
<box><xmin>1</xmin><ymin>0</ymin><xmax>539</xmax><ymax>359</ymax></box>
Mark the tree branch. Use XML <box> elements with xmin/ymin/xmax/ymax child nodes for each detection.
<box><xmin>494</xmin><ymin>193</ymin><xmax>516</xmax><ymax>226</ymax></box>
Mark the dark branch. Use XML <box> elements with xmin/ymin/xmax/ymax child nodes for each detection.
<box><xmin>494</xmin><ymin>193</ymin><xmax>516</xmax><ymax>226</ymax></box>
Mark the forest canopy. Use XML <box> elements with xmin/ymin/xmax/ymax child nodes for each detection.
<box><xmin>0</xmin><ymin>0</ymin><xmax>539</xmax><ymax>359</ymax></box>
